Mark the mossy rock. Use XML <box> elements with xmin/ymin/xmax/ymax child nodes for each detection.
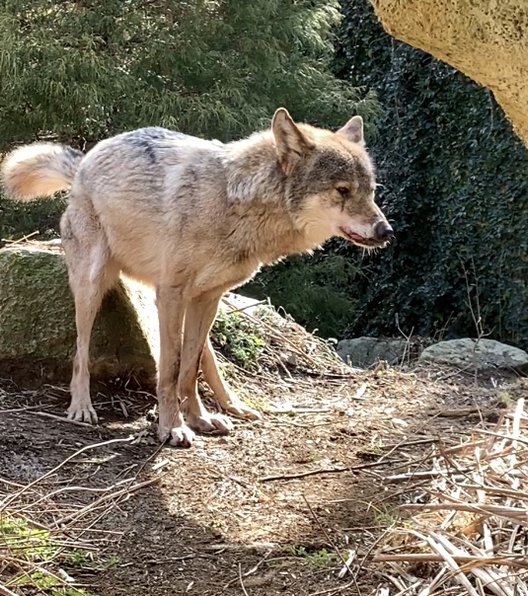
<box><xmin>0</xmin><ymin>244</ymin><xmax>158</xmax><ymax>383</ymax></box>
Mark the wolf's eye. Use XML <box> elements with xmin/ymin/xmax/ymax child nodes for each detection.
<box><xmin>336</xmin><ymin>186</ymin><xmax>350</xmax><ymax>197</ymax></box>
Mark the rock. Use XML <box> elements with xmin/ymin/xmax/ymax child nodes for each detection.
<box><xmin>370</xmin><ymin>0</ymin><xmax>528</xmax><ymax>146</ymax></box>
<box><xmin>419</xmin><ymin>338</ymin><xmax>528</xmax><ymax>371</ymax></box>
<box><xmin>337</xmin><ymin>336</ymin><xmax>408</xmax><ymax>368</ymax></box>
<box><xmin>0</xmin><ymin>244</ymin><xmax>158</xmax><ymax>382</ymax></box>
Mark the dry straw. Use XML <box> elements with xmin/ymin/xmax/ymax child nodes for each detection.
<box><xmin>373</xmin><ymin>398</ymin><xmax>528</xmax><ymax>595</ymax></box>
<box><xmin>0</xmin><ymin>436</ymin><xmax>161</xmax><ymax>595</ymax></box>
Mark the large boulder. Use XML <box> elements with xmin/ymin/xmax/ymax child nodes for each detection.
<box><xmin>370</xmin><ymin>0</ymin><xmax>528</xmax><ymax>146</ymax></box>
<box><xmin>0</xmin><ymin>244</ymin><xmax>295</xmax><ymax>384</ymax></box>
<box><xmin>337</xmin><ymin>336</ymin><xmax>408</xmax><ymax>368</ymax></box>
<box><xmin>0</xmin><ymin>244</ymin><xmax>159</xmax><ymax>383</ymax></box>
<box><xmin>419</xmin><ymin>338</ymin><xmax>528</xmax><ymax>372</ymax></box>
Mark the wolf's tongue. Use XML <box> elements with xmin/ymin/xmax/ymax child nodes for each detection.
<box><xmin>341</xmin><ymin>227</ymin><xmax>366</xmax><ymax>242</ymax></box>
<box><xmin>347</xmin><ymin>232</ymin><xmax>366</xmax><ymax>242</ymax></box>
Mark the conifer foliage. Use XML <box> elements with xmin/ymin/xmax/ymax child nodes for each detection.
<box><xmin>0</xmin><ymin>0</ymin><xmax>377</xmax><ymax>147</ymax></box>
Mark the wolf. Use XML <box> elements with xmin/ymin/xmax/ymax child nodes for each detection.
<box><xmin>2</xmin><ymin>108</ymin><xmax>393</xmax><ymax>447</ymax></box>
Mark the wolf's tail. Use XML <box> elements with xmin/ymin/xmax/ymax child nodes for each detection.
<box><xmin>1</xmin><ymin>143</ymin><xmax>84</xmax><ymax>202</ymax></box>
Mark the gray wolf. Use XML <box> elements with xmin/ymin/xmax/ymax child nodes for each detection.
<box><xmin>1</xmin><ymin>108</ymin><xmax>393</xmax><ymax>447</ymax></box>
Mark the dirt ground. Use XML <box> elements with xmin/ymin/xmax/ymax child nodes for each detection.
<box><xmin>0</xmin><ymin>363</ymin><xmax>521</xmax><ymax>596</ymax></box>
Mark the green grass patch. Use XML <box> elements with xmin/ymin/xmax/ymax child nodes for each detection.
<box><xmin>1</xmin><ymin>512</ymin><xmax>117</xmax><ymax>595</ymax></box>
<box><xmin>212</xmin><ymin>308</ymin><xmax>265</xmax><ymax>370</ymax></box>
<box><xmin>288</xmin><ymin>545</ymin><xmax>336</xmax><ymax>567</ymax></box>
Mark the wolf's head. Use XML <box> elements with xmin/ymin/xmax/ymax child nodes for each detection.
<box><xmin>273</xmin><ymin>108</ymin><xmax>393</xmax><ymax>249</ymax></box>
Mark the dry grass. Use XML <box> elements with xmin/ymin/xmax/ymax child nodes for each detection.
<box><xmin>0</xmin><ymin>435</ymin><xmax>164</xmax><ymax>595</ymax></box>
<box><xmin>372</xmin><ymin>397</ymin><xmax>528</xmax><ymax>595</ymax></box>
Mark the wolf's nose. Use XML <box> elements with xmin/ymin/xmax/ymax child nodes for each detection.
<box><xmin>374</xmin><ymin>220</ymin><xmax>394</xmax><ymax>241</ymax></box>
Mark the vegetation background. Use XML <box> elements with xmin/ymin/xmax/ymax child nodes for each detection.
<box><xmin>1</xmin><ymin>0</ymin><xmax>526</xmax><ymax>349</ymax></box>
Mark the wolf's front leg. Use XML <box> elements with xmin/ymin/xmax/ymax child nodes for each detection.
<box><xmin>179</xmin><ymin>294</ymin><xmax>233</xmax><ymax>434</ymax></box>
<box><xmin>201</xmin><ymin>337</ymin><xmax>261</xmax><ymax>420</ymax></box>
<box><xmin>156</xmin><ymin>286</ymin><xmax>195</xmax><ymax>447</ymax></box>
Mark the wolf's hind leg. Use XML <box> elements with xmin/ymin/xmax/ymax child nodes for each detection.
<box><xmin>62</xmin><ymin>208</ymin><xmax>119</xmax><ymax>423</ymax></box>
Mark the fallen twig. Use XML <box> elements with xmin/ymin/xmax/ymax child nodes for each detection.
<box><xmin>57</xmin><ymin>476</ymin><xmax>161</xmax><ymax>525</ymax></box>
<box><xmin>238</xmin><ymin>562</ymin><xmax>250</xmax><ymax>596</ymax></box>
<box><xmin>302</xmin><ymin>495</ymin><xmax>358</xmax><ymax>587</ymax></box>
<box><xmin>0</xmin><ymin>584</ymin><xmax>20</xmax><ymax>596</ymax></box>
<box><xmin>259</xmin><ymin>458</ymin><xmax>407</xmax><ymax>482</ymax></box>
<box><xmin>373</xmin><ymin>554</ymin><xmax>528</xmax><ymax>570</ymax></box>
<box><xmin>24</xmin><ymin>410</ymin><xmax>95</xmax><ymax>428</ymax></box>
<box><xmin>0</xmin><ymin>436</ymin><xmax>135</xmax><ymax>511</ymax></box>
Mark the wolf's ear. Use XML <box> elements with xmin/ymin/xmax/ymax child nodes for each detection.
<box><xmin>337</xmin><ymin>115</ymin><xmax>364</xmax><ymax>146</ymax></box>
<box><xmin>272</xmin><ymin>108</ymin><xmax>314</xmax><ymax>175</ymax></box>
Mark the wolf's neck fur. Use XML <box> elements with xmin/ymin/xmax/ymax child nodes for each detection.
<box><xmin>224</xmin><ymin>131</ymin><xmax>285</xmax><ymax>204</ymax></box>
<box><xmin>221</xmin><ymin>132</ymin><xmax>328</xmax><ymax>265</ymax></box>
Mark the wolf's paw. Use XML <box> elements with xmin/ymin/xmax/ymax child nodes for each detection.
<box><xmin>159</xmin><ymin>423</ymin><xmax>196</xmax><ymax>448</ymax></box>
<box><xmin>186</xmin><ymin>410</ymin><xmax>233</xmax><ymax>434</ymax></box>
<box><xmin>67</xmin><ymin>400</ymin><xmax>98</xmax><ymax>424</ymax></box>
<box><xmin>223</xmin><ymin>396</ymin><xmax>261</xmax><ymax>421</ymax></box>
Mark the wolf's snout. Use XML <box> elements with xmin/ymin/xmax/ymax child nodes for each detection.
<box><xmin>374</xmin><ymin>220</ymin><xmax>394</xmax><ymax>242</ymax></box>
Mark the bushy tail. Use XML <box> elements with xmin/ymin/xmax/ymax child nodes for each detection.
<box><xmin>1</xmin><ymin>143</ymin><xmax>84</xmax><ymax>202</ymax></box>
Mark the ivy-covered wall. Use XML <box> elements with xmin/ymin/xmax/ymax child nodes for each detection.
<box><xmin>330</xmin><ymin>0</ymin><xmax>528</xmax><ymax>348</ymax></box>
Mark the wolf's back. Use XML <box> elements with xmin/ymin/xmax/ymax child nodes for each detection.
<box><xmin>1</xmin><ymin>143</ymin><xmax>84</xmax><ymax>201</ymax></box>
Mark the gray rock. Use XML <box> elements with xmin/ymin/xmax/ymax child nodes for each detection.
<box><xmin>420</xmin><ymin>338</ymin><xmax>528</xmax><ymax>371</ymax></box>
<box><xmin>337</xmin><ymin>336</ymin><xmax>409</xmax><ymax>368</ymax></box>
<box><xmin>0</xmin><ymin>244</ymin><xmax>159</xmax><ymax>382</ymax></box>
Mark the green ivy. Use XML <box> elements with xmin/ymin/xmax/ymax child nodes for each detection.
<box><xmin>331</xmin><ymin>0</ymin><xmax>528</xmax><ymax>348</ymax></box>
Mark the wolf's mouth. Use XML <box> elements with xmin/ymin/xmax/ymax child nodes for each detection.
<box><xmin>339</xmin><ymin>227</ymin><xmax>386</xmax><ymax>248</ymax></box>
